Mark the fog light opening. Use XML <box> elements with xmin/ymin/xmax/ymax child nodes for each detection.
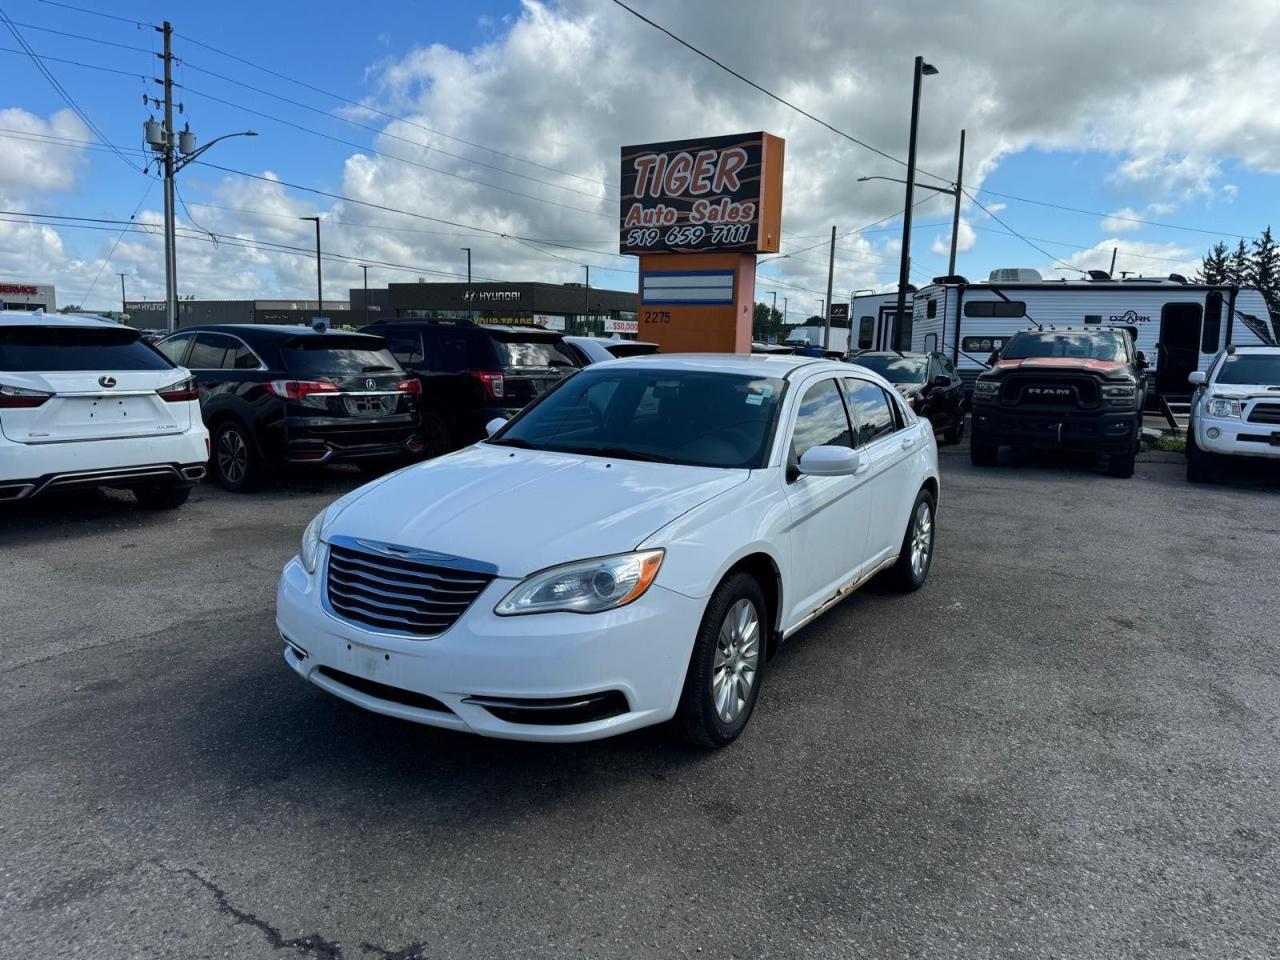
<box><xmin>1206</xmin><ymin>427</ymin><xmax>1221</xmax><ymax>439</ymax></box>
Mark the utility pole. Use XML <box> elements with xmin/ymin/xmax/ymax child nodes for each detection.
<box><xmin>460</xmin><ymin>247</ymin><xmax>472</xmax><ymax>321</ymax></box>
<box><xmin>770</xmin><ymin>290</ymin><xmax>777</xmax><ymax>331</ymax></box>
<box><xmin>117</xmin><ymin>272</ymin><xmax>127</xmax><ymax>318</ymax></box>
<box><xmin>783</xmin><ymin>296</ymin><xmax>788</xmax><ymax>328</ymax></box>
<box><xmin>299</xmin><ymin>217</ymin><xmax>322</xmax><ymax>315</ymax></box>
<box><xmin>361</xmin><ymin>265</ymin><xmax>369</xmax><ymax>325</ymax></box>
<box><xmin>157</xmin><ymin>21</ymin><xmax>176</xmax><ymax>333</ymax></box>
<box><xmin>896</xmin><ymin>55</ymin><xmax>939</xmax><ymax>340</ymax></box>
<box><xmin>948</xmin><ymin>129</ymin><xmax>966</xmax><ymax>276</ymax></box>
<box><xmin>584</xmin><ymin>264</ymin><xmax>590</xmax><ymax>334</ymax></box>
<box><xmin>823</xmin><ymin>224</ymin><xmax>836</xmax><ymax>350</ymax></box>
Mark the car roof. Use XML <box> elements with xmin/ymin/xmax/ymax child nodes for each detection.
<box><xmin>853</xmin><ymin>351</ymin><xmax>929</xmax><ymax>358</ymax></box>
<box><xmin>591</xmin><ymin>352</ymin><xmax>843</xmax><ymax>377</ymax></box>
<box><xmin>0</xmin><ymin>311</ymin><xmax>120</xmax><ymax>328</ymax></box>
<box><xmin>1225</xmin><ymin>344</ymin><xmax>1280</xmax><ymax>353</ymax></box>
<box><xmin>566</xmin><ymin>335</ymin><xmax>660</xmax><ymax>347</ymax></box>
<box><xmin>171</xmin><ymin>324</ymin><xmax>384</xmax><ymax>340</ymax></box>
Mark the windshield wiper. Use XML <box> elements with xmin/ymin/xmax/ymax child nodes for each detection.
<box><xmin>566</xmin><ymin>445</ymin><xmax>676</xmax><ymax>463</ymax></box>
<box><xmin>361</xmin><ymin>364</ymin><xmax>396</xmax><ymax>373</ymax></box>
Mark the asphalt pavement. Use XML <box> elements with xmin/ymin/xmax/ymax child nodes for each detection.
<box><xmin>2</xmin><ymin>448</ymin><xmax>1278</xmax><ymax>959</ymax></box>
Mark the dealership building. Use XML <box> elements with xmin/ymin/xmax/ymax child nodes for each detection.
<box><xmin>0</xmin><ymin>281</ymin><xmax>56</xmax><ymax>312</ymax></box>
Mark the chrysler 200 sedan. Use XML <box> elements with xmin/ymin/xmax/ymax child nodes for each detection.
<box><xmin>276</xmin><ymin>354</ymin><xmax>940</xmax><ymax>747</ymax></box>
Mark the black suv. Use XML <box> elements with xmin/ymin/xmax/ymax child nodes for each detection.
<box><xmin>969</xmin><ymin>327</ymin><xmax>1148</xmax><ymax>477</ymax></box>
<box><xmin>848</xmin><ymin>350</ymin><xmax>966</xmax><ymax>443</ymax></box>
<box><xmin>157</xmin><ymin>325</ymin><xmax>424</xmax><ymax>490</ymax></box>
<box><xmin>363</xmin><ymin>320</ymin><xmax>579</xmax><ymax>455</ymax></box>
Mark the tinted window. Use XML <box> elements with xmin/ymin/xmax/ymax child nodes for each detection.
<box><xmin>791</xmin><ymin>378</ymin><xmax>852</xmax><ymax>460</ymax></box>
<box><xmin>606</xmin><ymin>342</ymin><xmax>659</xmax><ymax>358</ymax></box>
<box><xmin>1202</xmin><ymin>292</ymin><xmax>1223</xmax><ymax>353</ymax></box>
<box><xmin>381</xmin><ymin>329</ymin><xmax>424</xmax><ymax>365</ymax></box>
<box><xmin>281</xmin><ymin>336</ymin><xmax>402</xmax><ymax>375</ymax></box>
<box><xmin>491</xmin><ymin>369</ymin><xmax>784</xmax><ymax>469</ymax></box>
<box><xmin>926</xmin><ymin>298</ymin><xmax>937</xmax><ymax>318</ymax></box>
<box><xmin>964</xmin><ymin>300</ymin><xmax>1026</xmax><ymax>318</ymax></box>
<box><xmin>493</xmin><ymin>337</ymin><xmax>576</xmax><ymax>369</ymax></box>
<box><xmin>844</xmin><ymin>379</ymin><xmax>897</xmax><ymax>446</ymax></box>
<box><xmin>1215</xmin><ymin>352</ymin><xmax>1280</xmax><ymax>385</ymax></box>
<box><xmin>962</xmin><ymin>335</ymin><xmax>1008</xmax><ymax>353</ymax></box>
<box><xmin>187</xmin><ymin>333</ymin><xmax>237</xmax><ymax>369</ymax></box>
<box><xmin>850</xmin><ymin>355</ymin><xmax>927</xmax><ymax>384</ymax></box>
<box><xmin>857</xmin><ymin>317</ymin><xmax>874</xmax><ymax>350</ymax></box>
<box><xmin>1001</xmin><ymin>331</ymin><xmax>1128</xmax><ymax>362</ymax></box>
<box><xmin>0</xmin><ymin>325</ymin><xmax>173</xmax><ymax>371</ymax></box>
<box><xmin>421</xmin><ymin>327</ymin><xmax>498</xmax><ymax>372</ymax></box>
<box><xmin>232</xmin><ymin>343</ymin><xmax>261</xmax><ymax>369</ymax></box>
<box><xmin>156</xmin><ymin>333</ymin><xmax>192</xmax><ymax>364</ymax></box>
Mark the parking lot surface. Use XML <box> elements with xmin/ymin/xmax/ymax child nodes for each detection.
<box><xmin>3</xmin><ymin>450</ymin><xmax>1278</xmax><ymax>959</ymax></box>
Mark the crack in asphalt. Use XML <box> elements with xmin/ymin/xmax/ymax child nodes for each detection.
<box><xmin>170</xmin><ymin>865</ymin><xmax>428</xmax><ymax>960</ymax></box>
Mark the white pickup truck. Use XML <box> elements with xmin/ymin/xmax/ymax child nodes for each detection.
<box><xmin>1186</xmin><ymin>345</ymin><xmax>1280</xmax><ymax>482</ymax></box>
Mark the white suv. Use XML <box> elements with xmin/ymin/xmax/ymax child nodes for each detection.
<box><xmin>0</xmin><ymin>312</ymin><xmax>209</xmax><ymax>508</ymax></box>
<box><xmin>1186</xmin><ymin>345</ymin><xmax>1280</xmax><ymax>482</ymax></box>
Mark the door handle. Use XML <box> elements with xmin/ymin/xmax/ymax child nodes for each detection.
<box><xmin>901</xmin><ymin>436</ymin><xmax>915</xmax><ymax>450</ymax></box>
<box><xmin>855</xmin><ymin>459</ymin><xmax>870</xmax><ymax>475</ymax></box>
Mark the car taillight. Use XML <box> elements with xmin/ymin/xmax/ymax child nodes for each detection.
<box><xmin>470</xmin><ymin>370</ymin><xmax>505</xmax><ymax>400</ymax></box>
<box><xmin>266</xmin><ymin>380</ymin><xmax>340</xmax><ymax>400</ymax></box>
<box><xmin>156</xmin><ymin>377</ymin><xmax>199</xmax><ymax>402</ymax></box>
<box><xmin>397</xmin><ymin>378</ymin><xmax>422</xmax><ymax>395</ymax></box>
<box><xmin>0</xmin><ymin>383</ymin><xmax>53</xmax><ymax>408</ymax></box>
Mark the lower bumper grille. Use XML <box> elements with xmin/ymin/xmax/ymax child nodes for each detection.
<box><xmin>462</xmin><ymin>691</ymin><xmax>629</xmax><ymax>726</ymax></box>
<box><xmin>317</xmin><ymin>665</ymin><xmax>452</xmax><ymax>714</ymax></box>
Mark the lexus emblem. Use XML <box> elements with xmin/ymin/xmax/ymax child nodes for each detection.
<box><xmin>98</xmin><ymin>376</ymin><xmax>116</xmax><ymax>388</ymax></box>
<box><xmin>365</xmin><ymin>378</ymin><xmax>376</xmax><ymax>389</ymax></box>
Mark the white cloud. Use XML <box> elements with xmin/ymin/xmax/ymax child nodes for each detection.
<box><xmin>7</xmin><ymin>0</ymin><xmax>1280</xmax><ymax>308</ymax></box>
<box><xmin>0</xmin><ymin>108</ymin><xmax>90</xmax><ymax>197</ymax></box>
<box><xmin>1042</xmin><ymin>238</ymin><xmax>1198</xmax><ymax>281</ymax></box>
<box><xmin>1100</xmin><ymin>207</ymin><xmax>1144</xmax><ymax>233</ymax></box>
<box><xmin>931</xmin><ymin>218</ymin><xmax>976</xmax><ymax>256</ymax></box>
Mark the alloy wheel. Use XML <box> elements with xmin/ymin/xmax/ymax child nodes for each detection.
<box><xmin>217</xmin><ymin>428</ymin><xmax>248</xmax><ymax>485</ymax></box>
<box><xmin>711</xmin><ymin>598</ymin><xmax>760</xmax><ymax>723</ymax></box>
<box><xmin>910</xmin><ymin>500</ymin><xmax>933</xmax><ymax>578</ymax></box>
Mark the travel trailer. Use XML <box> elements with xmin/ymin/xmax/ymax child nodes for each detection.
<box><xmin>908</xmin><ymin>269</ymin><xmax>1277</xmax><ymax>402</ymax></box>
<box><xmin>849</xmin><ymin>291</ymin><xmax>909</xmax><ymax>353</ymax></box>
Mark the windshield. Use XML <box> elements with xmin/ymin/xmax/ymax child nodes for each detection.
<box><xmin>851</xmin><ymin>355</ymin><xmax>927</xmax><ymax>384</ymax></box>
<box><xmin>1215</xmin><ymin>352</ymin><xmax>1280</xmax><ymax>385</ymax></box>
<box><xmin>0</xmin><ymin>325</ymin><xmax>172</xmax><ymax>371</ymax></box>
<box><xmin>490</xmin><ymin>368</ymin><xmax>785</xmax><ymax>468</ymax></box>
<box><xmin>493</xmin><ymin>337</ymin><xmax>577</xmax><ymax>369</ymax></box>
<box><xmin>282</xmin><ymin>336</ymin><xmax>402</xmax><ymax>375</ymax></box>
<box><xmin>1001</xmin><ymin>332</ymin><xmax>1128</xmax><ymax>362</ymax></box>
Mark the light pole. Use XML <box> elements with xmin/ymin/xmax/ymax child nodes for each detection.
<box><xmin>783</xmin><ymin>296</ymin><xmax>788</xmax><ymax>327</ymax></box>
<box><xmin>117</xmin><ymin>272</ymin><xmax>127</xmax><ymax>318</ymax></box>
<box><xmin>460</xmin><ymin>247</ymin><xmax>472</xmax><ymax>321</ymax></box>
<box><xmin>859</xmin><ymin>130</ymin><xmax>965</xmax><ymax>276</ymax></box>
<box><xmin>894</xmin><ymin>55</ymin><xmax>938</xmax><ymax>340</ymax></box>
<box><xmin>770</xmin><ymin>290</ymin><xmax>778</xmax><ymax>338</ymax></box>
<box><xmin>299</xmin><ymin>217</ymin><xmax>322</xmax><ymax>316</ymax></box>
<box><xmin>583</xmin><ymin>265</ymin><xmax>591</xmax><ymax>334</ymax></box>
<box><xmin>361</xmin><ymin>265</ymin><xmax>370</xmax><ymax>325</ymax></box>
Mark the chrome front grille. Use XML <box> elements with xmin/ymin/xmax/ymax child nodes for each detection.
<box><xmin>1247</xmin><ymin>401</ymin><xmax>1280</xmax><ymax>425</ymax></box>
<box><xmin>324</xmin><ymin>537</ymin><xmax>495</xmax><ymax>637</ymax></box>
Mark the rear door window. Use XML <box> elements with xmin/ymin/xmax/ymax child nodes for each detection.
<box><xmin>156</xmin><ymin>333</ymin><xmax>193</xmax><ymax>365</ymax></box>
<box><xmin>380</xmin><ymin>329</ymin><xmax>425</xmax><ymax>366</ymax></box>
<box><xmin>281</xmin><ymin>336</ymin><xmax>402</xmax><ymax>375</ymax></box>
<box><xmin>0</xmin><ymin>325</ymin><xmax>173</xmax><ymax>371</ymax></box>
<box><xmin>420</xmin><ymin>327</ymin><xmax>498</xmax><ymax>372</ymax></box>
<box><xmin>493</xmin><ymin>337</ymin><xmax>576</xmax><ymax>369</ymax></box>
<box><xmin>187</xmin><ymin>333</ymin><xmax>238</xmax><ymax>369</ymax></box>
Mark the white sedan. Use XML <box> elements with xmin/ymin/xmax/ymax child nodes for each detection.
<box><xmin>276</xmin><ymin>354</ymin><xmax>940</xmax><ymax>747</ymax></box>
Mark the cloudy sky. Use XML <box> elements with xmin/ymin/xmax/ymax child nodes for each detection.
<box><xmin>1</xmin><ymin>0</ymin><xmax>1278</xmax><ymax>317</ymax></box>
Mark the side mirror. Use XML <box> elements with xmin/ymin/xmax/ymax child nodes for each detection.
<box><xmin>485</xmin><ymin>417</ymin><xmax>507</xmax><ymax>438</ymax></box>
<box><xmin>1187</xmin><ymin>370</ymin><xmax>1206</xmax><ymax>387</ymax></box>
<box><xmin>1135</xmin><ymin>350</ymin><xmax>1149</xmax><ymax>371</ymax></box>
<box><xmin>797</xmin><ymin>445</ymin><xmax>861</xmax><ymax>477</ymax></box>
<box><xmin>931</xmin><ymin>374</ymin><xmax>950</xmax><ymax>387</ymax></box>
<box><xmin>986</xmin><ymin>351</ymin><xmax>1000</xmax><ymax>367</ymax></box>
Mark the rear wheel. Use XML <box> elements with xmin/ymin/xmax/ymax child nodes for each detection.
<box><xmin>133</xmin><ymin>483</ymin><xmax>191</xmax><ymax>510</ymax></box>
<box><xmin>420</xmin><ymin>412</ymin><xmax>452</xmax><ymax>459</ymax></box>
<box><xmin>1108</xmin><ymin>431</ymin><xmax>1138</xmax><ymax>478</ymax></box>
<box><xmin>673</xmin><ymin>573</ymin><xmax>766</xmax><ymax>749</ymax></box>
<box><xmin>212</xmin><ymin>421</ymin><xmax>266</xmax><ymax>492</ymax></box>
<box><xmin>888</xmin><ymin>488</ymin><xmax>936</xmax><ymax>591</ymax></box>
<box><xmin>1186</xmin><ymin>429</ymin><xmax>1215</xmax><ymax>484</ymax></box>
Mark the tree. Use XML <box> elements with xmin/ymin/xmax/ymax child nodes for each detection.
<box><xmin>1251</xmin><ymin>225</ymin><xmax>1280</xmax><ymax>317</ymax></box>
<box><xmin>1197</xmin><ymin>241</ymin><xmax>1230</xmax><ymax>284</ymax></box>
<box><xmin>751</xmin><ymin>302</ymin><xmax>785</xmax><ymax>342</ymax></box>
<box><xmin>1227</xmin><ymin>239</ymin><xmax>1252</xmax><ymax>288</ymax></box>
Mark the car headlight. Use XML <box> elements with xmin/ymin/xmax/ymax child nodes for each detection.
<box><xmin>300</xmin><ymin>511</ymin><xmax>325</xmax><ymax>574</ymax></box>
<box><xmin>973</xmin><ymin>380</ymin><xmax>1000</xmax><ymax>398</ymax></box>
<box><xmin>495</xmin><ymin>550</ymin><xmax>664</xmax><ymax>616</ymax></box>
<box><xmin>1102</xmin><ymin>384</ymin><xmax>1135</xmax><ymax>399</ymax></box>
<box><xmin>1205</xmin><ymin>396</ymin><xmax>1242</xmax><ymax>419</ymax></box>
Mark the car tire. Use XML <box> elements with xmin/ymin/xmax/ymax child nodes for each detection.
<box><xmin>888</xmin><ymin>487</ymin><xmax>936</xmax><ymax>592</ymax></box>
<box><xmin>1186</xmin><ymin>429</ymin><xmax>1215</xmax><ymax>484</ymax></box>
<box><xmin>1108</xmin><ymin>436</ymin><xmax>1137</xmax><ymax>478</ymax></box>
<box><xmin>420</xmin><ymin>412</ymin><xmax>452</xmax><ymax>459</ymax></box>
<box><xmin>212</xmin><ymin>420</ymin><xmax>265</xmax><ymax>492</ymax></box>
<box><xmin>970</xmin><ymin>434</ymin><xmax>998</xmax><ymax>466</ymax></box>
<box><xmin>673</xmin><ymin>572</ymin><xmax>767</xmax><ymax>749</ymax></box>
<box><xmin>133</xmin><ymin>483</ymin><xmax>191</xmax><ymax>510</ymax></box>
<box><xmin>941</xmin><ymin>416</ymin><xmax>962</xmax><ymax>445</ymax></box>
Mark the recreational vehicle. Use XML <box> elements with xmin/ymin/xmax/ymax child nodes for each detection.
<box><xmin>850</xmin><ymin>291</ymin><xmax>910</xmax><ymax>353</ymax></box>
<box><xmin>908</xmin><ymin>269</ymin><xmax>1277</xmax><ymax>404</ymax></box>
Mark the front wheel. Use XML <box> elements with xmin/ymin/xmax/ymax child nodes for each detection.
<box><xmin>941</xmin><ymin>413</ymin><xmax>964</xmax><ymax>445</ymax></box>
<box><xmin>1186</xmin><ymin>429</ymin><xmax>1215</xmax><ymax>484</ymax></box>
<box><xmin>888</xmin><ymin>488</ymin><xmax>936</xmax><ymax>591</ymax></box>
<box><xmin>673</xmin><ymin>573</ymin><xmax>767</xmax><ymax>749</ymax></box>
<box><xmin>1108</xmin><ymin>435</ymin><xmax>1137</xmax><ymax>478</ymax></box>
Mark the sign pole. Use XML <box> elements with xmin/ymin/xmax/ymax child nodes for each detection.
<box><xmin>823</xmin><ymin>224</ymin><xmax>836</xmax><ymax>351</ymax></box>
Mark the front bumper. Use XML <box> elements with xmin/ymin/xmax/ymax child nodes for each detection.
<box><xmin>1196</xmin><ymin>416</ymin><xmax>1280</xmax><ymax>459</ymax></box>
<box><xmin>971</xmin><ymin>404</ymin><xmax>1137</xmax><ymax>453</ymax></box>
<box><xmin>275</xmin><ymin>554</ymin><xmax>705</xmax><ymax>742</ymax></box>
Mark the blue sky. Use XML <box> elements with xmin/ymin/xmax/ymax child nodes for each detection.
<box><xmin>1</xmin><ymin>0</ymin><xmax>1278</xmax><ymax>310</ymax></box>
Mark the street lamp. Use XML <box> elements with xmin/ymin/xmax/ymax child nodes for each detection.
<box><xmin>299</xmin><ymin>216</ymin><xmax>322</xmax><ymax>317</ymax></box>
<box><xmin>894</xmin><ymin>56</ymin><xmax>938</xmax><ymax>340</ymax></box>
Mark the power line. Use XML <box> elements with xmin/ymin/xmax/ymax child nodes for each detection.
<box><xmin>172</xmin><ymin>28</ymin><xmax>615</xmax><ymax>191</ymax></box>
<box><xmin>77</xmin><ymin>179</ymin><xmax>157</xmax><ymax>305</ymax></box>
<box><xmin>607</xmin><ymin>0</ymin><xmax>951</xmax><ymax>187</ymax></box>
<box><xmin>176</xmin><ymin>83</ymin><xmax>613</xmax><ymax>220</ymax></box>
<box><xmin>36</xmin><ymin>0</ymin><xmax>154</xmax><ymax>27</ymax></box>
<box><xmin>178</xmin><ymin>58</ymin><xmax>615</xmax><ymax>202</ymax></box>
<box><xmin>0</xmin><ymin>17</ymin><xmax>153</xmax><ymax>53</ymax></box>
<box><xmin>963</xmin><ymin>188</ymin><xmax>1085</xmax><ymax>275</ymax></box>
<box><xmin>0</xmin><ymin>43</ymin><xmax>153</xmax><ymax>78</ymax></box>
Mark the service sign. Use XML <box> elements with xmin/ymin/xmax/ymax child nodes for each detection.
<box><xmin>619</xmin><ymin>132</ymin><xmax>784</xmax><ymax>255</ymax></box>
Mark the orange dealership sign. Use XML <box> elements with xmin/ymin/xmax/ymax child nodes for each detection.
<box><xmin>619</xmin><ymin>132</ymin><xmax>784</xmax><ymax>255</ymax></box>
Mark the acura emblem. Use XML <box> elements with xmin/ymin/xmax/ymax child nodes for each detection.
<box><xmin>98</xmin><ymin>376</ymin><xmax>116</xmax><ymax>388</ymax></box>
<box><xmin>365</xmin><ymin>378</ymin><xmax>376</xmax><ymax>389</ymax></box>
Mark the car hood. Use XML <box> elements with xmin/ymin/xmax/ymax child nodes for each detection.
<box><xmin>1210</xmin><ymin>382</ymin><xmax>1280</xmax><ymax>398</ymax></box>
<box><xmin>324</xmin><ymin>443</ymin><xmax>750</xmax><ymax>577</ymax></box>
<box><xmin>992</xmin><ymin>358</ymin><xmax>1130</xmax><ymax>377</ymax></box>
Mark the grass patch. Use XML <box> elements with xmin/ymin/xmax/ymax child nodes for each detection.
<box><xmin>1145</xmin><ymin>435</ymin><xmax>1187</xmax><ymax>454</ymax></box>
